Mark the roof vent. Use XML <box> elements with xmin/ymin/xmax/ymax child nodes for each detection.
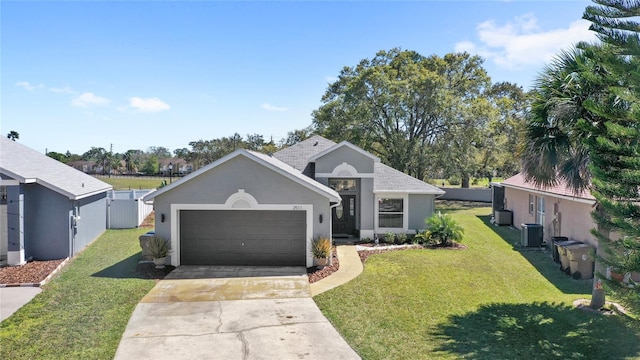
<box><xmin>313</xmin><ymin>141</ymin><xmax>318</xmax><ymax>146</ymax></box>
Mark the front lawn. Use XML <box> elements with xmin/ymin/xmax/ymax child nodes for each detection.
<box><xmin>0</xmin><ymin>228</ymin><xmax>157</xmax><ymax>359</ymax></box>
<box><xmin>314</xmin><ymin>207</ymin><xmax>640</xmax><ymax>359</ymax></box>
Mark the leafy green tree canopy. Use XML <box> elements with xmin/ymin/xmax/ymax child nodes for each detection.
<box><xmin>312</xmin><ymin>48</ymin><xmax>495</xmax><ymax>181</ymax></box>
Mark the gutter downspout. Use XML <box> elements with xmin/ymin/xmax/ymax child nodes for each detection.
<box><xmin>328</xmin><ymin>200</ymin><xmax>342</xmax><ymax>266</ymax></box>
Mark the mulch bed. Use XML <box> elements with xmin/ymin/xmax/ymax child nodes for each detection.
<box><xmin>140</xmin><ymin>211</ymin><xmax>155</xmax><ymax>228</ymax></box>
<box><xmin>136</xmin><ymin>262</ymin><xmax>175</xmax><ymax>281</ymax></box>
<box><xmin>0</xmin><ymin>259</ymin><xmax>66</xmax><ymax>285</ymax></box>
<box><xmin>307</xmin><ymin>247</ymin><xmax>339</xmax><ymax>283</ymax></box>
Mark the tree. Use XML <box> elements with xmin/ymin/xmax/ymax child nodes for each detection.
<box><xmin>6</xmin><ymin>131</ymin><xmax>19</xmax><ymax>141</ymax></box>
<box><xmin>520</xmin><ymin>48</ymin><xmax>597</xmax><ymax>192</ymax></box>
<box><xmin>173</xmin><ymin>148</ymin><xmax>190</xmax><ymax>159</ymax></box>
<box><xmin>46</xmin><ymin>151</ymin><xmax>67</xmax><ymax>162</ymax></box>
<box><xmin>312</xmin><ymin>49</ymin><xmax>491</xmax><ymax>180</ymax></box>
<box><xmin>522</xmin><ymin>0</ymin><xmax>640</xmax><ymax>309</ymax></box>
<box><xmin>579</xmin><ymin>0</ymin><xmax>640</xmax><ymax>309</ymax></box>
<box><xmin>147</xmin><ymin>146</ymin><xmax>172</xmax><ymax>158</ymax></box>
<box><xmin>485</xmin><ymin>82</ymin><xmax>530</xmax><ymax>178</ymax></box>
<box><xmin>185</xmin><ymin>133</ymin><xmax>244</xmax><ymax>170</ymax></box>
<box><xmin>280</xmin><ymin>127</ymin><xmax>314</xmax><ymax>147</ymax></box>
<box><xmin>140</xmin><ymin>155</ymin><xmax>159</xmax><ymax>175</ymax></box>
<box><xmin>123</xmin><ymin>149</ymin><xmax>144</xmax><ymax>174</ymax></box>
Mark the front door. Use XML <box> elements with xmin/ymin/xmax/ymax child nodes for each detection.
<box><xmin>332</xmin><ymin>195</ymin><xmax>356</xmax><ymax>235</ymax></box>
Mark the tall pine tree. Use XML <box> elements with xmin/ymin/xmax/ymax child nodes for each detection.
<box><xmin>581</xmin><ymin>0</ymin><xmax>640</xmax><ymax>309</ymax></box>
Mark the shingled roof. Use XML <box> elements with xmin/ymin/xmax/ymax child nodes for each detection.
<box><xmin>273</xmin><ymin>135</ymin><xmax>336</xmax><ymax>172</ymax></box>
<box><xmin>273</xmin><ymin>135</ymin><xmax>443</xmax><ymax>195</ymax></box>
<box><xmin>0</xmin><ymin>137</ymin><xmax>111</xmax><ymax>200</ymax></box>
<box><xmin>144</xmin><ymin>149</ymin><xmax>341</xmax><ymax>203</ymax></box>
<box><xmin>501</xmin><ymin>173</ymin><xmax>595</xmax><ymax>202</ymax></box>
<box><xmin>374</xmin><ymin>163</ymin><xmax>445</xmax><ymax>194</ymax></box>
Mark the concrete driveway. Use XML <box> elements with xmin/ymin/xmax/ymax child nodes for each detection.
<box><xmin>114</xmin><ymin>266</ymin><xmax>360</xmax><ymax>360</ymax></box>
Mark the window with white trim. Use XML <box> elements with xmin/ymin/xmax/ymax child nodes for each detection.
<box><xmin>378</xmin><ymin>198</ymin><xmax>403</xmax><ymax>228</ymax></box>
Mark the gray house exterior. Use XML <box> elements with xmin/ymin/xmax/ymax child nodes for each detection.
<box><xmin>0</xmin><ymin>137</ymin><xmax>111</xmax><ymax>265</ymax></box>
<box><xmin>144</xmin><ymin>136</ymin><xmax>444</xmax><ymax>267</ymax></box>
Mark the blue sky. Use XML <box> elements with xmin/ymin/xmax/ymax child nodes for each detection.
<box><xmin>2</xmin><ymin>1</ymin><xmax>596</xmax><ymax>155</ymax></box>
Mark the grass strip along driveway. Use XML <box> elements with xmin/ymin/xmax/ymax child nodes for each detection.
<box><xmin>315</xmin><ymin>207</ymin><xmax>640</xmax><ymax>360</ymax></box>
<box><xmin>0</xmin><ymin>228</ymin><xmax>156</xmax><ymax>359</ymax></box>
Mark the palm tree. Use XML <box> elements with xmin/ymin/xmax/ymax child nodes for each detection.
<box><xmin>520</xmin><ymin>47</ymin><xmax>602</xmax><ymax>193</ymax></box>
<box><xmin>520</xmin><ymin>46</ymin><xmax>612</xmax><ymax>309</ymax></box>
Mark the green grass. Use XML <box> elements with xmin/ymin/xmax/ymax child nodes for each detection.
<box><xmin>96</xmin><ymin>175</ymin><xmax>169</xmax><ymax>190</ymax></box>
<box><xmin>0</xmin><ymin>228</ymin><xmax>156</xmax><ymax>359</ymax></box>
<box><xmin>314</xmin><ymin>207</ymin><xmax>640</xmax><ymax>360</ymax></box>
<box><xmin>428</xmin><ymin>177</ymin><xmax>504</xmax><ymax>188</ymax></box>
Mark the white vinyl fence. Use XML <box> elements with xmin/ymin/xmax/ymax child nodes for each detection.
<box><xmin>437</xmin><ymin>187</ymin><xmax>492</xmax><ymax>202</ymax></box>
<box><xmin>106</xmin><ymin>190</ymin><xmax>154</xmax><ymax>229</ymax></box>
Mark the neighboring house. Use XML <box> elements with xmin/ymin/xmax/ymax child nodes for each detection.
<box><xmin>144</xmin><ymin>135</ymin><xmax>444</xmax><ymax>267</ymax></box>
<box><xmin>0</xmin><ymin>137</ymin><xmax>112</xmax><ymax>265</ymax></box>
<box><xmin>496</xmin><ymin>173</ymin><xmax>597</xmax><ymax>248</ymax></box>
<box><xmin>159</xmin><ymin>158</ymin><xmax>193</xmax><ymax>176</ymax></box>
<box><xmin>67</xmin><ymin>160</ymin><xmax>98</xmax><ymax>174</ymax></box>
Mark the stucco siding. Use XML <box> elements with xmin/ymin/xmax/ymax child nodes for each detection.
<box><xmin>504</xmin><ymin>187</ymin><xmax>597</xmax><ymax>248</ymax></box>
<box><xmin>0</xmin><ymin>203</ymin><xmax>6</xmax><ymax>261</ymax></box>
<box><xmin>360</xmin><ymin>178</ymin><xmax>375</xmax><ymax>231</ymax></box>
<box><xmin>409</xmin><ymin>194</ymin><xmax>435</xmax><ymax>231</ymax></box>
<box><xmin>153</xmin><ymin>155</ymin><xmax>332</xmax><ymax>244</ymax></box>
<box><xmin>23</xmin><ymin>184</ymin><xmax>71</xmax><ymax>260</ymax></box>
<box><xmin>314</xmin><ymin>146</ymin><xmax>375</xmax><ymax>174</ymax></box>
<box><xmin>73</xmin><ymin>193</ymin><xmax>107</xmax><ymax>254</ymax></box>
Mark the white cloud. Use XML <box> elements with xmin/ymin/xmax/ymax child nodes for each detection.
<box><xmin>455</xmin><ymin>14</ymin><xmax>597</xmax><ymax>69</ymax></box>
<box><xmin>129</xmin><ymin>97</ymin><xmax>170</xmax><ymax>112</ymax></box>
<box><xmin>261</xmin><ymin>103</ymin><xmax>288</xmax><ymax>112</ymax></box>
<box><xmin>15</xmin><ymin>81</ymin><xmax>45</xmax><ymax>92</ymax></box>
<box><xmin>49</xmin><ymin>85</ymin><xmax>75</xmax><ymax>94</ymax></box>
<box><xmin>71</xmin><ymin>92</ymin><xmax>110</xmax><ymax>107</ymax></box>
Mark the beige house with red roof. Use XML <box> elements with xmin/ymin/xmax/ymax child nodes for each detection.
<box><xmin>498</xmin><ymin>173</ymin><xmax>598</xmax><ymax>248</ymax></box>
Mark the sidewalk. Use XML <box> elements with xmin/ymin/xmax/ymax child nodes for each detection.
<box><xmin>310</xmin><ymin>245</ymin><xmax>363</xmax><ymax>296</ymax></box>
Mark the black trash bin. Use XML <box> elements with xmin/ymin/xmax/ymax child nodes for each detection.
<box><xmin>551</xmin><ymin>236</ymin><xmax>569</xmax><ymax>263</ymax></box>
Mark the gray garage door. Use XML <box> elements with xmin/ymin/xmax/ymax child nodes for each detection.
<box><xmin>180</xmin><ymin>210</ymin><xmax>306</xmax><ymax>266</ymax></box>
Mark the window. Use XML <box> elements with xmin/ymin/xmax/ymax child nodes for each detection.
<box><xmin>329</xmin><ymin>179</ymin><xmax>356</xmax><ymax>192</ymax></box>
<box><xmin>528</xmin><ymin>194</ymin><xmax>534</xmax><ymax>214</ymax></box>
<box><xmin>378</xmin><ymin>198</ymin><xmax>403</xmax><ymax>228</ymax></box>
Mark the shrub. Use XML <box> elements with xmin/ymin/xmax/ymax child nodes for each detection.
<box><xmin>384</xmin><ymin>232</ymin><xmax>396</xmax><ymax>244</ymax></box>
<box><xmin>447</xmin><ymin>175</ymin><xmax>461</xmax><ymax>186</ymax></box>
<box><xmin>311</xmin><ymin>237</ymin><xmax>332</xmax><ymax>258</ymax></box>
<box><xmin>424</xmin><ymin>212</ymin><xmax>464</xmax><ymax>246</ymax></box>
<box><xmin>147</xmin><ymin>235</ymin><xmax>170</xmax><ymax>259</ymax></box>
<box><xmin>396</xmin><ymin>233</ymin><xmax>407</xmax><ymax>245</ymax></box>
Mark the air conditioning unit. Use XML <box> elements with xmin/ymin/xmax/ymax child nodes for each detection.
<box><xmin>521</xmin><ymin>223</ymin><xmax>544</xmax><ymax>247</ymax></box>
<box><xmin>494</xmin><ymin>210</ymin><xmax>513</xmax><ymax>226</ymax></box>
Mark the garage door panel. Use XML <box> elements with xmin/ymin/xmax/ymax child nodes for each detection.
<box><xmin>180</xmin><ymin>210</ymin><xmax>306</xmax><ymax>266</ymax></box>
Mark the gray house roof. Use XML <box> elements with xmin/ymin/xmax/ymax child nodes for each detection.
<box><xmin>273</xmin><ymin>135</ymin><xmax>336</xmax><ymax>172</ymax></box>
<box><xmin>274</xmin><ymin>135</ymin><xmax>443</xmax><ymax>195</ymax></box>
<box><xmin>374</xmin><ymin>163</ymin><xmax>445</xmax><ymax>195</ymax></box>
<box><xmin>308</xmin><ymin>140</ymin><xmax>380</xmax><ymax>163</ymax></box>
<box><xmin>144</xmin><ymin>149</ymin><xmax>341</xmax><ymax>203</ymax></box>
<box><xmin>0</xmin><ymin>137</ymin><xmax>111</xmax><ymax>200</ymax></box>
